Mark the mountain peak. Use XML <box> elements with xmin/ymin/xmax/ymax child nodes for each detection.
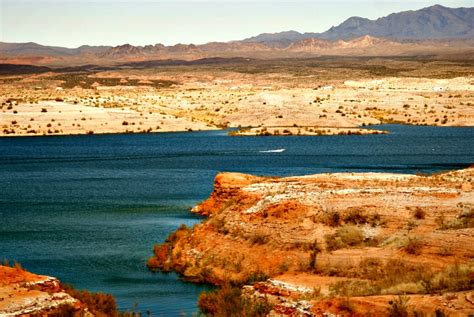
<box><xmin>318</xmin><ymin>4</ymin><xmax>474</xmax><ymax>40</ymax></box>
<box><xmin>244</xmin><ymin>5</ymin><xmax>473</xmax><ymax>45</ymax></box>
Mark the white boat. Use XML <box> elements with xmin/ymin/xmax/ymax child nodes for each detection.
<box><xmin>259</xmin><ymin>148</ymin><xmax>286</xmax><ymax>153</ymax></box>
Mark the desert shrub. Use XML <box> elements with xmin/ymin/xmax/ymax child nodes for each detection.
<box><xmin>197</xmin><ymin>265</ymin><xmax>214</xmax><ymax>281</ymax></box>
<box><xmin>413</xmin><ymin>207</ymin><xmax>426</xmax><ymax>220</ymax></box>
<box><xmin>277</xmin><ymin>261</ymin><xmax>290</xmax><ymax>274</ymax></box>
<box><xmin>440</xmin><ymin>209</ymin><xmax>474</xmax><ymax>230</ymax></box>
<box><xmin>323</xmin><ymin>211</ymin><xmax>341</xmax><ymax>226</ymax></box>
<box><xmin>242</xmin><ymin>296</ymin><xmax>274</xmax><ymax>317</ymax></box>
<box><xmin>379</xmin><ymin>259</ymin><xmax>430</xmax><ymax>292</ymax></box>
<box><xmin>356</xmin><ymin>257</ymin><xmax>385</xmax><ymax>278</ymax></box>
<box><xmin>249</xmin><ymin>229</ymin><xmax>269</xmax><ymax>245</ymax></box>
<box><xmin>429</xmin><ymin>263</ymin><xmax>473</xmax><ymax>292</ymax></box>
<box><xmin>405</xmin><ymin>220</ymin><xmax>418</xmax><ymax>232</ymax></box>
<box><xmin>325</xmin><ymin>225</ymin><xmax>364</xmax><ymax>251</ymax></box>
<box><xmin>296</xmin><ymin>255</ymin><xmax>311</xmax><ymax>272</ymax></box>
<box><xmin>62</xmin><ymin>284</ymin><xmax>118</xmax><ymax>316</ymax></box>
<box><xmin>323</xmin><ymin>209</ymin><xmax>382</xmax><ymax>227</ymax></box>
<box><xmin>330</xmin><ymin>280</ymin><xmax>380</xmax><ymax>297</ymax></box>
<box><xmin>338</xmin><ymin>297</ymin><xmax>355</xmax><ymax>313</ymax></box>
<box><xmin>2</xmin><ymin>259</ymin><xmax>24</xmax><ymax>270</ymax></box>
<box><xmin>403</xmin><ymin>237</ymin><xmax>423</xmax><ymax>255</ymax></box>
<box><xmin>382</xmin><ymin>282</ymin><xmax>426</xmax><ymax>295</ymax></box>
<box><xmin>388</xmin><ymin>295</ymin><xmax>409</xmax><ymax>317</ymax></box>
<box><xmin>437</xmin><ymin>246</ymin><xmax>453</xmax><ymax>257</ymax></box>
<box><xmin>198</xmin><ymin>283</ymin><xmax>272</xmax><ymax>317</ymax></box>
<box><xmin>246</xmin><ymin>271</ymin><xmax>269</xmax><ymax>284</ymax></box>
<box><xmin>434</xmin><ymin>310</ymin><xmax>447</xmax><ymax>317</ymax></box>
<box><xmin>344</xmin><ymin>209</ymin><xmax>369</xmax><ymax>225</ymax></box>
<box><xmin>331</xmin><ymin>259</ymin><xmax>472</xmax><ymax>298</ymax></box>
<box><xmin>435</xmin><ymin>213</ymin><xmax>446</xmax><ymax>227</ymax></box>
<box><xmin>325</xmin><ymin>235</ymin><xmax>344</xmax><ymax>251</ymax></box>
<box><xmin>147</xmin><ymin>225</ymin><xmax>191</xmax><ymax>272</ymax></box>
<box><xmin>165</xmin><ymin>224</ymin><xmax>190</xmax><ymax>244</ymax></box>
<box><xmin>284</xmin><ymin>241</ymin><xmax>312</xmax><ymax>251</ymax></box>
<box><xmin>309</xmin><ymin>239</ymin><xmax>322</xmax><ymax>271</ymax></box>
<box><xmin>209</xmin><ymin>215</ymin><xmax>228</xmax><ymax>234</ymax></box>
<box><xmin>47</xmin><ymin>304</ymin><xmax>76</xmax><ymax>316</ymax></box>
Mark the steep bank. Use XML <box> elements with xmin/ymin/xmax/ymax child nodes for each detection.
<box><xmin>0</xmin><ymin>264</ymin><xmax>118</xmax><ymax>316</ymax></box>
<box><xmin>148</xmin><ymin>169</ymin><xmax>474</xmax><ymax>316</ymax></box>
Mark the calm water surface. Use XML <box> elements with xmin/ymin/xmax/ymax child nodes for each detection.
<box><xmin>0</xmin><ymin>125</ymin><xmax>473</xmax><ymax>315</ymax></box>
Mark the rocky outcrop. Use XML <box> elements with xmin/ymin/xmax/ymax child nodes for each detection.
<box><xmin>0</xmin><ymin>265</ymin><xmax>117</xmax><ymax>316</ymax></box>
<box><xmin>191</xmin><ymin>172</ymin><xmax>264</xmax><ymax>216</ymax></box>
<box><xmin>0</xmin><ymin>266</ymin><xmax>80</xmax><ymax>316</ymax></box>
<box><xmin>148</xmin><ymin>168</ymin><xmax>474</xmax><ymax>315</ymax></box>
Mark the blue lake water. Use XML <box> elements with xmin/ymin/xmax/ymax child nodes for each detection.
<box><xmin>0</xmin><ymin>124</ymin><xmax>473</xmax><ymax>315</ymax></box>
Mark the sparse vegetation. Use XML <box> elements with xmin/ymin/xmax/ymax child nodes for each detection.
<box><xmin>413</xmin><ymin>207</ymin><xmax>426</xmax><ymax>220</ymax></box>
<box><xmin>388</xmin><ymin>295</ymin><xmax>409</xmax><ymax>317</ymax></box>
<box><xmin>403</xmin><ymin>237</ymin><xmax>423</xmax><ymax>255</ymax></box>
<box><xmin>325</xmin><ymin>225</ymin><xmax>365</xmax><ymax>251</ymax></box>
<box><xmin>198</xmin><ymin>284</ymin><xmax>273</xmax><ymax>317</ymax></box>
<box><xmin>62</xmin><ymin>284</ymin><xmax>118</xmax><ymax>316</ymax></box>
<box><xmin>439</xmin><ymin>208</ymin><xmax>474</xmax><ymax>230</ymax></box>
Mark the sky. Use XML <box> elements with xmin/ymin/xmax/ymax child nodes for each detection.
<box><xmin>1</xmin><ymin>0</ymin><xmax>472</xmax><ymax>48</ymax></box>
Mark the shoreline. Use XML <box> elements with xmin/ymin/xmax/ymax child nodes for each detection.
<box><xmin>147</xmin><ymin>168</ymin><xmax>474</xmax><ymax>315</ymax></box>
<box><xmin>0</xmin><ymin>264</ymin><xmax>119</xmax><ymax>316</ymax></box>
<box><xmin>2</xmin><ymin>122</ymin><xmax>474</xmax><ymax>138</ymax></box>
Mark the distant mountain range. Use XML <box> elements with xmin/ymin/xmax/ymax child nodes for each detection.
<box><xmin>0</xmin><ymin>5</ymin><xmax>472</xmax><ymax>66</ymax></box>
<box><xmin>244</xmin><ymin>5</ymin><xmax>474</xmax><ymax>46</ymax></box>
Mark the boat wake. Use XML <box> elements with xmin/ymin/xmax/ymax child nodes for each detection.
<box><xmin>259</xmin><ymin>148</ymin><xmax>286</xmax><ymax>153</ymax></box>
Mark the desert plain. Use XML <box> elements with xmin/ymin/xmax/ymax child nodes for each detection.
<box><xmin>1</xmin><ymin>57</ymin><xmax>473</xmax><ymax>137</ymax></box>
<box><xmin>1</xmin><ymin>51</ymin><xmax>474</xmax><ymax>317</ymax></box>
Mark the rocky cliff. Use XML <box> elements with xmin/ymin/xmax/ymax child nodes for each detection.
<box><xmin>0</xmin><ymin>265</ymin><xmax>118</xmax><ymax>316</ymax></box>
<box><xmin>148</xmin><ymin>169</ymin><xmax>474</xmax><ymax>316</ymax></box>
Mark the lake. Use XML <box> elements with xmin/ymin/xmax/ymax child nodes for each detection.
<box><xmin>0</xmin><ymin>124</ymin><xmax>473</xmax><ymax>315</ymax></box>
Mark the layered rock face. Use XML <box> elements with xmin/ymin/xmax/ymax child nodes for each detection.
<box><xmin>148</xmin><ymin>169</ymin><xmax>474</xmax><ymax>316</ymax></box>
<box><xmin>0</xmin><ymin>265</ymin><xmax>117</xmax><ymax>316</ymax></box>
<box><xmin>0</xmin><ymin>265</ymin><xmax>79</xmax><ymax>316</ymax></box>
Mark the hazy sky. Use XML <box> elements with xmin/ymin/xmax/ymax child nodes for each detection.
<box><xmin>1</xmin><ymin>0</ymin><xmax>472</xmax><ymax>47</ymax></box>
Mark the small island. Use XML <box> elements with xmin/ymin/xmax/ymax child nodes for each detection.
<box><xmin>230</xmin><ymin>126</ymin><xmax>388</xmax><ymax>136</ymax></box>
